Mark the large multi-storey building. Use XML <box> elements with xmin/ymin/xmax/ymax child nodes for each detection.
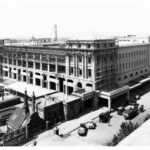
<box><xmin>0</xmin><ymin>37</ymin><xmax>150</xmax><ymax>112</ymax></box>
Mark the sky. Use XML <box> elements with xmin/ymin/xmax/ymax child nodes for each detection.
<box><xmin>0</xmin><ymin>0</ymin><xmax>150</xmax><ymax>39</ymax></box>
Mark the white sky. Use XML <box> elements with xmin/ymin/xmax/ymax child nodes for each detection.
<box><xmin>0</xmin><ymin>0</ymin><xmax>150</xmax><ymax>39</ymax></box>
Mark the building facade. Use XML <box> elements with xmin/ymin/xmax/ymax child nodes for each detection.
<box><xmin>117</xmin><ymin>44</ymin><xmax>150</xmax><ymax>85</ymax></box>
<box><xmin>0</xmin><ymin>38</ymin><xmax>150</xmax><ymax>111</ymax></box>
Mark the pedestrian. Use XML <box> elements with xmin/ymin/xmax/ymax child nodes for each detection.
<box><xmin>33</xmin><ymin>137</ymin><xmax>37</xmax><ymax>146</ymax></box>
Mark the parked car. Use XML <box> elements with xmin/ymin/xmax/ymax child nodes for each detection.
<box><xmin>99</xmin><ymin>111</ymin><xmax>110</xmax><ymax>123</ymax></box>
<box><xmin>78</xmin><ymin>127</ymin><xmax>86</xmax><ymax>136</ymax></box>
<box><xmin>85</xmin><ymin>121</ymin><xmax>96</xmax><ymax>129</ymax></box>
<box><xmin>78</xmin><ymin>123</ymin><xmax>88</xmax><ymax>136</ymax></box>
<box><xmin>139</xmin><ymin>105</ymin><xmax>144</xmax><ymax>112</ymax></box>
<box><xmin>123</xmin><ymin>107</ymin><xmax>138</xmax><ymax>120</ymax></box>
<box><xmin>117</xmin><ymin>106</ymin><xmax>125</xmax><ymax>115</ymax></box>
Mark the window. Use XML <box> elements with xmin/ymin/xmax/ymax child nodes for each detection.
<box><xmin>35</xmin><ymin>63</ymin><xmax>40</xmax><ymax>69</ymax></box>
<box><xmin>78</xmin><ymin>43</ymin><xmax>81</xmax><ymax>48</ymax></box>
<box><xmin>22</xmin><ymin>61</ymin><xmax>26</xmax><ymax>67</ymax></box>
<box><xmin>96</xmin><ymin>44</ymin><xmax>99</xmax><ymax>48</ymax></box>
<box><xmin>119</xmin><ymin>54</ymin><xmax>121</xmax><ymax>59</ymax></box>
<box><xmin>28</xmin><ymin>61</ymin><xmax>33</xmax><ymax>68</ymax></box>
<box><xmin>88</xmin><ymin>69</ymin><xmax>91</xmax><ymax>77</ymax></box>
<box><xmin>58</xmin><ymin>65</ymin><xmax>65</xmax><ymax>73</ymax></box>
<box><xmin>124</xmin><ymin>75</ymin><xmax>127</xmax><ymax>79</ymax></box>
<box><xmin>70</xmin><ymin>67</ymin><xmax>73</xmax><ymax>74</ymax></box>
<box><xmin>79</xmin><ymin>68</ymin><xmax>82</xmax><ymax>76</ymax></box>
<box><xmin>18</xmin><ymin>60</ymin><xmax>21</xmax><ymax>66</ymax></box>
<box><xmin>79</xmin><ymin>56</ymin><xmax>82</xmax><ymax>62</ymax></box>
<box><xmin>41</xmin><ymin>54</ymin><xmax>48</xmax><ymax>61</ymax></box>
<box><xmin>28</xmin><ymin>53</ymin><xmax>33</xmax><ymax>59</ymax></box>
<box><xmin>130</xmin><ymin>74</ymin><xmax>133</xmax><ymax>77</ymax></box>
<box><xmin>9</xmin><ymin>59</ymin><xmax>12</xmax><ymax>65</ymax></box>
<box><xmin>69</xmin><ymin>44</ymin><xmax>72</xmax><ymax>48</ymax></box>
<box><xmin>42</xmin><ymin>63</ymin><xmax>48</xmax><ymax>71</ymax></box>
<box><xmin>35</xmin><ymin>54</ymin><xmax>40</xmax><ymax>60</ymax></box>
<box><xmin>87</xmin><ymin>44</ymin><xmax>91</xmax><ymax>48</ymax></box>
<box><xmin>117</xmin><ymin>77</ymin><xmax>121</xmax><ymax>81</ymax></box>
<box><xmin>13</xmin><ymin>60</ymin><xmax>16</xmax><ymax>65</ymax></box>
<box><xmin>50</xmin><ymin>64</ymin><xmax>55</xmax><ymax>72</ymax></box>
<box><xmin>88</xmin><ymin>57</ymin><xmax>91</xmax><ymax>64</ymax></box>
<box><xmin>70</xmin><ymin>56</ymin><xmax>73</xmax><ymax>62</ymax></box>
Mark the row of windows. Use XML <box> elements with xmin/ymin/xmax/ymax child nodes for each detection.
<box><xmin>70</xmin><ymin>56</ymin><xmax>92</xmax><ymax>64</ymax></box>
<box><xmin>119</xmin><ymin>49</ymin><xmax>147</xmax><ymax>59</ymax></box>
<box><xmin>68</xmin><ymin>43</ymin><xmax>115</xmax><ymax>49</ymax></box>
<box><xmin>69</xmin><ymin>67</ymin><xmax>91</xmax><ymax>78</ymax></box>
<box><xmin>119</xmin><ymin>58</ymin><xmax>148</xmax><ymax>71</ymax></box>
<box><xmin>117</xmin><ymin>69</ymin><xmax>148</xmax><ymax>81</ymax></box>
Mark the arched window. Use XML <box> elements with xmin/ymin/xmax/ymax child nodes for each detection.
<box><xmin>86</xmin><ymin>83</ymin><xmax>93</xmax><ymax>87</ymax></box>
<box><xmin>77</xmin><ymin>82</ymin><xmax>82</xmax><ymax>89</ymax></box>
<box><xmin>124</xmin><ymin>75</ymin><xmax>127</xmax><ymax>79</ymax></box>
<box><xmin>117</xmin><ymin>77</ymin><xmax>121</xmax><ymax>81</ymax></box>
<box><xmin>130</xmin><ymin>73</ymin><xmax>133</xmax><ymax>77</ymax></box>
<box><xmin>67</xmin><ymin>79</ymin><xmax>73</xmax><ymax>83</ymax></box>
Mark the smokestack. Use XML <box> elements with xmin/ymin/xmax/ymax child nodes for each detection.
<box><xmin>54</xmin><ymin>24</ymin><xmax>58</xmax><ymax>42</ymax></box>
<box><xmin>32</xmin><ymin>92</ymin><xmax>36</xmax><ymax>114</ymax></box>
<box><xmin>24</xmin><ymin>89</ymin><xmax>29</xmax><ymax>114</ymax></box>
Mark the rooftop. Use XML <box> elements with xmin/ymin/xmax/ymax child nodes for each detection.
<box><xmin>6</xmin><ymin>81</ymin><xmax>56</xmax><ymax>98</ymax></box>
<box><xmin>47</xmin><ymin>92</ymin><xmax>81</xmax><ymax>104</ymax></box>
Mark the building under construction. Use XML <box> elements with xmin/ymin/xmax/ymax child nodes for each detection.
<box><xmin>0</xmin><ymin>37</ymin><xmax>150</xmax><ymax>116</ymax></box>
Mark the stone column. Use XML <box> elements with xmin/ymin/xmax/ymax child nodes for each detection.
<box><xmin>66</xmin><ymin>55</ymin><xmax>69</xmax><ymax>76</ymax></box>
<box><xmin>33</xmin><ymin>72</ymin><xmax>35</xmax><ymax>86</ymax></box>
<box><xmin>47</xmin><ymin>79</ymin><xmax>50</xmax><ymax>90</ymax></box>
<box><xmin>26</xmin><ymin>70</ymin><xmax>29</xmax><ymax>84</ymax></box>
<box><xmin>93</xmin><ymin>90</ymin><xmax>99</xmax><ymax>110</ymax></box>
<box><xmin>127</xmin><ymin>90</ymin><xmax>130</xmax><ymax>101</ymax></box>
<box><xmin>82</xmin><ymin>54</ymin><xmax>85</xmax><ymax>78</ymax></box>
<box><xmin>56</xmin><ymin>79</ymin><xmax>59</xmax><ymax>92</ymax></box>
<box><xmin>74</xmin><ymin>54</ymin><xmax>76</xmax><ymax>77</ymax></box>
<box><xmin>55</xmin><ymin>56</ymin><xmax>58</xmax><ymax>73</ymax></box>
<box><xmin>92</xmin><ymin>54</ymin><xmax>96</xmax><ymax>82</ymax></box>
<box><xmin>63</xmin><ymin>103</ymin><xmax>68</xmax><ymax>121</ymax></box>
<box><xmin>108</xmin><ymin>97</ymin><xmax>111</xmax><ymax>112</ymax></box>
<box><xmin>85</xmin><ymin>56</ymin><xmax>87</xmax><ymax>79</ymax></box>
<box><xmin>76</xmin><ymin>54</ymin><xmax>78</xmax><ymax>77</ymax></box>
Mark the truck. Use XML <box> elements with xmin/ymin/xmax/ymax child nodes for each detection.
<box><xmin>123</xmin><ymin>107</ymin><xmax>138</xmax><ymax>120</ymax></box>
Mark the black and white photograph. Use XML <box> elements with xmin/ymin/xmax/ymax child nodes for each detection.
<box><xmin>0</xmin><ymin>0</ymin><xmax>150</xmax><ymax>147</ymax></box>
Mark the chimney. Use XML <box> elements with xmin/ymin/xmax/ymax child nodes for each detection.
<box><xmin>24</xmin><ymin>89</ymin><xmax>29</xmax><ymax>114</ymax></box>
<box><xmin>32</xmin><ymin>92</ymin><xmax>36</xmax><ymax>114</ymax></box>
<box><xmin>54</xmin><ymin>24</ymin><xmax>58</xmax><ymax>42</ymax></box>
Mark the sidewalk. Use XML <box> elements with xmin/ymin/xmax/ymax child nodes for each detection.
<box><xmin>57</xmin><ymin>107</ymin><xmax>108</xmax><ymax>135</ymax></box>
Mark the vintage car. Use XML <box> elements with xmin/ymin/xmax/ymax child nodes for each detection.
<box><xmin>78</xmin><ymin>127</ymin><xmax>86</xmax><ymax>136</ymax></box>
<box><xmin>85</xmin><ymin>121</ymin><xmax>96</xmax><ymax>129</ymax></box>
<box><xmin>138</xmin><ymin>105</ymin><xmax>144</xmax><ymax>112</ymax></box>
<box><xmin>78</xmin><ymin>123</ymin><xmax>88</xmax><ymax>136</ymax></box>
<box><xmin>99</xmin><ymin>111</ymin><xmax>110</xmax><ymax>123</ymax></box>
<box><xmin>123</xmin><ymin>107</ymin><xmax>138</xmax><ymax>120</ymax></box>
<box><xmin>117</xmin><ymin>106</ymin><xmax>125</xmax><ymax>115</ymax></box>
